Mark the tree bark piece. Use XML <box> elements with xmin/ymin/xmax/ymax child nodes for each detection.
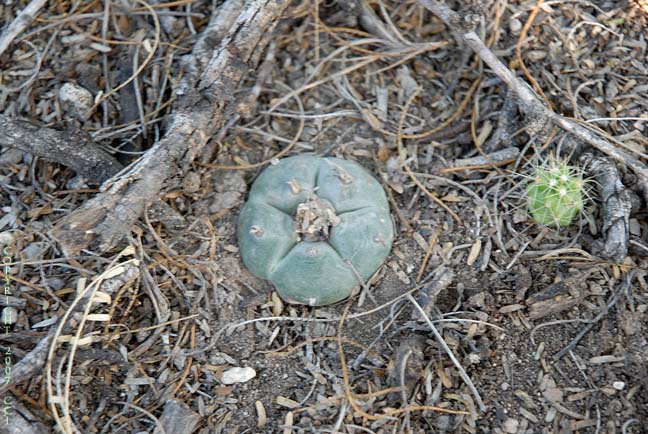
<box><xmin>526</xmin><ymin>279</ymin><xmax>584</xmax><ymax>320</ymax></box>
<box><xmin>580</xmin><ymin>153</ymin><xmax>634</xmax><ymax>262</ymax></box>
<box><xmin>49</xmin><ymin>0</ymin><xmax>289</xmax><ymax>256</ymax></box>
<box><xmin>0</xmin><ymin>115</ymin><xmax>123</xmax><ymax>185</ymax></box>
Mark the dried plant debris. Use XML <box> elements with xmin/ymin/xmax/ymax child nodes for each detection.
<box><xmin>0</xmin><ymin>0</ymin><xmax>646</xmax><ymax>433</ymax></box>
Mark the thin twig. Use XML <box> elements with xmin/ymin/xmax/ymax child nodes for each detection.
<box><xmin>406</xmin><ymin>293</ymin><xmax>486</xmax><ymax>412</ymax></box>
<box><xmin>416</xmin><ymin>226</ymin><xmax>441</xmax><ymax>282</ymax></box>
<box><xmin>515</xmin><ymin>0</ymin><xmax>553</xmax><ymax>111</ymax></box>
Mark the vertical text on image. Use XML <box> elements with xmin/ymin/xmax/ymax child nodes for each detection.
<box><xmin>2</xmin><ymin>245</ymin><xmax>13</xmax><ymax>425</ymax></box>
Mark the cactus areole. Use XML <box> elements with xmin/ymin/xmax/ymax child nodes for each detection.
<box><xmin>237</xmin><ymin>155</ymin><xmax>394</xmax><ymax>306</ymax></box>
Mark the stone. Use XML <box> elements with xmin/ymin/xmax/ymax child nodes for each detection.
<box><xmin>59</xmin><ymin>82</ymin><xmax>94</xmax><ymax>120</ymax></box>
<box><xmin>221</xmin><ymin>367</ymin><xmax>256</xmax><ymax>385</ymax></box>
<box><xmin>542</xmin><ymin>387</ymin><xmax>564</xmax><ymax>403</ymax></box>
<box><xmin>502</xmin><ymin>418</ymin><xmax>519</xmax><ymax>433</ymax></box>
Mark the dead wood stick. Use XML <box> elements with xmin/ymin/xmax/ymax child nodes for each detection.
<box><xmin>49</xmin><ymin>0</ymin><xmax>289</xmax><ymax>256</ymax></box>
<box><xmin>0</xmin><ymin>114</ymin><xmax>123</xmax><ymax>185</ymax></box>
<box><xmin>416</xmin><ymin>0</ymin><xmax>648</xmax><ymax>183</ymax></box>
<box><xmin>0</xmin><ymin>0</ymin><xmax>47</xmax><ymax>58</ymax></box>
<box><xmin>580</xmin><ymin>152</ymin><xmax>639</xmax><ymax>262</ymax></box>
<box><xmin>450</xmin><ymin>146</ymin><xmax>520</xmax><ymax>170</ymax></box>
<box><xmin>0</xmin><ymin>326</ymin><xmax>55</xmax><ymax>398</ymax></box>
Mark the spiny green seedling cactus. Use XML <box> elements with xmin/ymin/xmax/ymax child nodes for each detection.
<box><xmin>238</xmin><ymin>155</ymin><xmax>393</xmax><ymax>306</ymax></box>
<box><xmin>526</xmin><ymin>159</ymin><xmax>585</xmax><ymax>228</ymax></box>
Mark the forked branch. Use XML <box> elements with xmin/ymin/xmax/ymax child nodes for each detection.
<box><xmin>417</xmin><ymin>0</ymin><xmax>648</xmax><ymax>182</ymax></box>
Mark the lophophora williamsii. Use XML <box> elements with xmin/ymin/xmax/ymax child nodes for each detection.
<box><xmin>238</xmin><ymin>155</ymin><xmax>394</xmax><ymax>306</ymax></box>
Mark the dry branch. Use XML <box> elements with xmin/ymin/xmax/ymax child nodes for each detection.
<box><xmin>0</xmin><ymin>0</ymin><xmax>47</xmax><ymax>58</ymax></box>
<box><xmin>417</xmin><ymin>0</ymin><xmax>648</xmax><ymax>183</ymax></box>
<box><xmin>580</xmin><ymin>153</ymin><xmax>635</xmax><ymax>262</ymax></box>
<box><xmin>0</xmin><ymin>326</ymin><xmax>55</xmax><ymax>398</ymax></box>
<box><xmin>416</xmin><ymin>0</ymin><xmax>648</xmax><ymax>263</ymax></box>
<box><xmin>49</xmin><ymin>0</ymin><xmax>290</xmax><ymax>256</ymax></box>
<box><xmin>0</xmin><ymin>115</ymin><xmax>123</xmax><ymax>185</ymax></box>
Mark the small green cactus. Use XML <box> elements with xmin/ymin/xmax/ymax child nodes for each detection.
<box><xmin>237</xmin><ymin>155</ymin><xmax>393</xmax><ymax>306</ymax></box>
<box><xmin>526</xmin><ymin>159</ymin><xmax>585</xmax><ymax>228</ymax></box>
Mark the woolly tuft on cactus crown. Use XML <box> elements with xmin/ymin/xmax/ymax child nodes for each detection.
<box><xmin>526</xmin><ymin>159</ymin><xmax>585</xmax><ymax>228</ymax></box>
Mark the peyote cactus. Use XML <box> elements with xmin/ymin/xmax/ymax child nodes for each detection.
<box><xmin>526</xmin><ymin>159</ymin><xmax>585</xmax><ymax>228</ymax></box>
<box><xmin>237</xmin><ymin>155</ymin><xmax>393</xmax><ymax>306</ymax></box>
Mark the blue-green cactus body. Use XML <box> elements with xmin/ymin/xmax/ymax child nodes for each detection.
<box><xmin>238</xmin><ymin>155</ymin><xmax>393</xmax><ymax>306</ymax></box>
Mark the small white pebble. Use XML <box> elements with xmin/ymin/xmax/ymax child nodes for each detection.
<box><xmin>0</xmin><ymin>232</ymin><xmax>14</xmax><ymax>247</ymax></box>
<box><xmin>613</xmin><ymin>381</ymin><xmax>625</xmax><ymax>391</ymax></box>
<box><xmin>509</xmin><ymin>18</ymin><xmax>522</xmax><ymax>33</ymax></box>
<box><xmin>221</xmin><ymin>367</ymin><xmax>256</xmax><ymax>385</ymax></box>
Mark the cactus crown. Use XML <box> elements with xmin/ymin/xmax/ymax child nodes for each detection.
<box><xmin>525</xmin><ymin>157</ymin><xmax>586</xmax><ymax>228</ymax></box>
